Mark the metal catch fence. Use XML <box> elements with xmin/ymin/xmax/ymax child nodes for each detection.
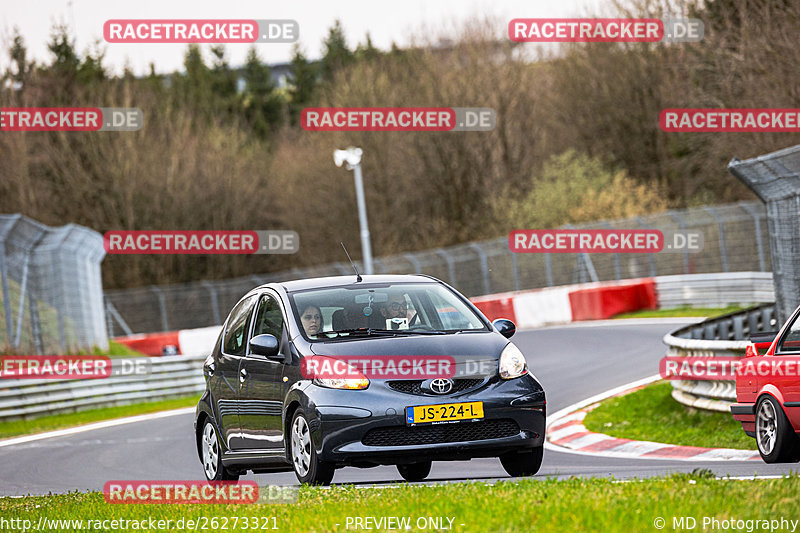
<box><xmin>105</xmin><ymin>201</ymin><xmax>772</xmax><ymax>335</ymax></box>
<box><xmin>0</xmin><ymin>215</ymin><xmax>107</xmax><ymax>354</ymax></box>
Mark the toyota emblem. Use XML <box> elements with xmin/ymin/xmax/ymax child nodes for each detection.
<box><xmin>430</xmin><ymin>378</ymin><xmax>453</xmax><ymax>394</ymax></box>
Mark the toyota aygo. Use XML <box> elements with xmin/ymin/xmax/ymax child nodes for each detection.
<box><xmin>194</xmin><ymin>274</ymin><xmax>546</xmax><ymax>485</ymax></box>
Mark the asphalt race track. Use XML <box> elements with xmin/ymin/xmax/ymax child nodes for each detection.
<box><xmin>1</xmin><ymin>320</ymin><xmax>797</xmax><ymax>497</ymax></box>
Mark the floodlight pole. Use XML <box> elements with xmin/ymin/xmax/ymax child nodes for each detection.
<box><xmin>352</xmin><ymin>162</ymin><xmax>374</xmax><ymax>274</ymax></box>
<box><xmin>335</xmin><ymin>147</ymin><xmax>374</xmax><ymax>275</ymax></box>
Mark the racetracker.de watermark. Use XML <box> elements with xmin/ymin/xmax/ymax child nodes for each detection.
<box><xmin>103</xmin><ymin>230</ymin><xmax>299</xmax><ymax>254</ymax></box>
<box><xmin>508</xmin><ymin>17</ymin><xmax>703</xmax><ymax>43</ymax></box>
<box><xmin>0</xmin><ymin>356</ymin><xmax>151</xmax><ymax>379</ymax></box>
<box><xmin>301</xmin><ymin>107</ymin><xmax>495</xmax><ymax>132</ymax></box>
<box><xmin>0</xmin><ymin>108</ymin><xmax>142</xmax><ymax>131</ymax></box>
<box><xmin>661</xmin><ymin>109</ymin><xmax>800</xmax><ymax>132</ymax></box>
<box><xmin>104</xmin><ymin>20</ymin><xmax>298</xmax><ymax>43</ymax></box>
<box><xmin>659</xmin><ymin>356</ymin><xmax>800</xmax><ymax>380</ymax></box>
<box><xmin>301</xmin><ymin>355</ymin><xmax>457</xmax><ymax>380</ymax></box>
<box><xmin>508</xmin><ymin>229</ymin><xmax>703</xmax><ymax>254</ymax></box>
<box><xmin>103</xmin><ymin>481</ymin><xmax>298</xmax><ymax>504</ymax></box>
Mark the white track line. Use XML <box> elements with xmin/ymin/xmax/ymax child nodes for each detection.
<box><xmin>0</xmin><ymin>407</ymin><xmax>195</xmax><ymax>448</ymax></box>
<box><xmin>545</xmin><ymin>375</ymin><xmax>762</xmax><ymax>462</ymax></box>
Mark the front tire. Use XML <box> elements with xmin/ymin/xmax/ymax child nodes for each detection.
<box><xmin>755</xmin><ymin>396</ymin><xmax>799</xmax><ymax>463</ymax></box>
<box><xmin>500</xmin><ymin>446</ymin><xmax>543</xmax><ymax>477</ymax></box>
<box><xmin>290</xmin><ymin>409</ymin><xmax>335</xmax><ymax>485</ymax></box>
<box><xmin>397</xmin><ymin>461</ymin><xmax>432</xmax><ymax>482</ymax></box>
<box><xmin>201</xmin><ymin>418</ymin><xmax>239</xmax><ymax>481</ymax></box>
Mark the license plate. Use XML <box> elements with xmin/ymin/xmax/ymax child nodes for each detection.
<box><xmin>405</xmin><ymin>402</ymin><xmax>484</xmax><ymax>425</ymax></box>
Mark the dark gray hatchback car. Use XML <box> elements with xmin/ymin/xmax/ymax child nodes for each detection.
<box><xmin>194</xmin><ymin>274</ymin><xmax>546</xmax><ymax>485</ymax></box>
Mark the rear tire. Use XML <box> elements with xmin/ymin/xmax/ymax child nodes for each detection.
<box><xmin>397</xmin><ymin>461</ymin><xmax>432</xmax><ymax>482</ymax></box>
<box><xmin>500</xmin><ymin>446</ymin><xmax>543</xmax><ymax>477</ymax></box>
<box><xmin>290</xmin><ymin>409</ymin><xmax>335</xmax><ymax>485</ymax></box>
<box><xmin>200</xmin><ymin>418</ymin><xmax>240</xmax><ymax>481</ymax></box>
<box><xmin>755</xmin><ymin>396</ymin><xmax>800</xmax><ymax>463</ymax></box>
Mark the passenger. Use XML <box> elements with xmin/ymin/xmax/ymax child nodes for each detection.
<box><xmin>380</xmin><ymin>292</ymin><xmax>419</xmax><ymax>326</ymax></box>
<box><xmin>300</xmin><ymin>305</ymin><xmax>323</xmax><ymax>337</ymax></box>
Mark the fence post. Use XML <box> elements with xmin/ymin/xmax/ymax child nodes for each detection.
<box><xmin>582</xmin><ymin>254</ymin><xmax>599</xmax><ymax>282</ymax></box>
<box><xmin>13</xmin><ymin>253</ymin><xmax>31</xmax><ymax>348</ymax></box>
<box><xmin>508</xmin><ymin>246</ymin><xmax>520</xmax><ymax>292</ymax></box>
<box><xmin>105</xmin><ymin>298</ymin><xmax>115</xmax><ymax>339</ymax></box>
<box><xmin>106</xmin><ymin>301</ymin><xmax>134</xmax><ymax>337</ymax></box>
<box><xmin>57</xmin><ymin>308</ymin><xmax>67</xmax><ymax>353</ymax></box>
<box><xmin>334</xmin><ymin>262</ymin><xmax>352</xmax><ymax>275</ymax></box>
<box><xmin>703</xmin><ymin>206</ymin><xmax>730</xmax><ymax>273</ymax></box>
<box><xmin>29</xmin><ymin>297</ymin><xmax>43</xmax><ymax>355</ymax></box>
<box><xmin>0</xmin><ymin>241</ymin><xmax>13</xmax><ymax>344</ymax></box>
<box><xmin>544</xmin><ymin>253</ymin><xmax>554</xmax><ymax>287</ymax></box>
<box><xmin>436</xmin><ymin>249</ymin><xmax>457</xmax><ymax>286</ymax></box>
<box><xmin>602</xmin><ymin>222</ymin><xmax>622</xmax><ymax>280</ymax></box>
<box><xmin>739</xmin><ymin>202</ymin><xmax>766</xmax><ymax>272</ymax></box>
<box><xmin>635</xmin><ymin>217</ymin><xmax>658</xmax><ymax>277</ymax></box>
<box><xmin>203</xmin><ymin>282</ymin><xmax>222</xmax><ymax>325</ymax></box>
<box><xmin>404</xmin><ymin>253</ymin><xmax>422</xmax><ymax>275</ymax></box>
<box><xmin>151</xmin><ymin>286</ymin><xmax>169</xmax><ymax>332</ymax></box>
<box><xmin>667</xmin><ymin>211</ymin><xmax>691</xmax><ymax>274</ymax></box>
<box><xmin>373</xmin><ymin>259</ymin><xmax>387</xmax><ymax>274</ymax></box>
<box><xmin>469</xmin><ymin>243</ymin><xmax>491</xmax><ymax>295</ymax></box>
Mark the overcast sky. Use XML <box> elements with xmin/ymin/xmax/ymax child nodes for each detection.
<box><xmin>0</xmin><ymin>0</ymin><xmax>606</xmax><ymax>76</ymax></box>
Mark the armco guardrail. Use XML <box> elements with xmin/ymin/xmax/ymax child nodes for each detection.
<box><xmin>0</xmin><ymin>355</ymin><xmax>205</xmax><ymax>421</ymax></box>
<box><xmin>663</xmin><ymin>304</ymin><xmax>776</xmax><ymax>412</ymax></box>
<box><xmin>655</xmin><ymin>272</ymin><xmax>774</xmax><ymax>309</ymax></box>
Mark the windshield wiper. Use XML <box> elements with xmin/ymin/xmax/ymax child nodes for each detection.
<box><xmin>318</xmin><ymin>328</ymin><xmax>397</xmax><ymax>337</ymax></box>
<box><xmin>387</xmin><ymin>329</ymin><xmax>447</xmax><ymax>335</ymax></box>
<box><xmin>319</xmin><ymin>328</ymin><xmax>447</xmax><ymax>337</ymax></box>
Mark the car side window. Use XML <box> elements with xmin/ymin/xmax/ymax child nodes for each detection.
<box><xmin>778</xmin><ymin>315</ymin><xmax>800</xmax><ymax>354</ymax></box>
<box><xmin>223</xmin><ymin>295</ymin><xmax>257</xmax><ymax>356</ymax></box>
<box><xmin>426</xmin><ymin>291</ymin><xmax>474</xmax><ymax>330</ymax></box>
<box><xmin>252</xmin><ymin>294</ymin><xmax>285</xmax><ymax>343</ymax></box>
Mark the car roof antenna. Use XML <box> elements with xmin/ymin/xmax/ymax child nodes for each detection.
<box><xmin>340</xmin><ymin>242</ymin><xmax>362</xmax><ymax>282</ymax></box>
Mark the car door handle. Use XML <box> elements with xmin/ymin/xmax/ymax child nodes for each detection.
<box><xmin>239</xmin><ymin>368</ymin><xmax>247</xmax><ymax>383</ymax></box>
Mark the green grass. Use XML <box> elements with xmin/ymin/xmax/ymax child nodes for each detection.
<box><xmin>0</xmin><ymin>395</ymin><xmax>199</xmax><ymax>440</ymax></box>
<box><xmin>1</xmin><ymin>474</ymin><xmax>799</xmax><ymax>532</ymax></box>
<box><xmin>82</xmin><ymin>340</ymin><xmax>147</xmax><ymax>357</ymax></box>
<box><xmin>583</xmin><ymin>381</ymin><xmax>755</xmax><ymax>450</ymax></box>
<box><xmin>614</xmin><ymin>305</ymin><xmax>747</xmax><ymax>319</ymax></box>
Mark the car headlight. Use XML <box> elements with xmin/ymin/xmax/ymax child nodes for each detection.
<box><xmin>314</xmin><ymin>377</ymin><xmax>370</xmax><ymax>390</ymax></box>
<box><xmin>498</xmin><ymin>343</ymin><xmax>528</xmax><ymax>379</ymax></box>
<box><xmin>307</xmin><ymin>356</ymin><xmax>370</xmax><ymax>389</ymax></box>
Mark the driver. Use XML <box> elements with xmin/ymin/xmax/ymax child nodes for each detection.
<box><xmin>300</xmin><ymin>305</ymin><xmax>323</xmax><ymax>337</ymax></box>
<box><xmin>380</xmin><ymin>291</ymin><xmax>419</xmax><ymax>326</ymax></box>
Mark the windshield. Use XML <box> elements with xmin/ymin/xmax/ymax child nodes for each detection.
<box><xmin>289</xmin><ymin>282</ymin><xmax>489</xmax><ymax>340</ymax></box>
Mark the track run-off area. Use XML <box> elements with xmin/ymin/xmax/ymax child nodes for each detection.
<box><xmin>0</xmin><ymin>319</ymin><xmax>795</xmax><ymax>497</ymax></box>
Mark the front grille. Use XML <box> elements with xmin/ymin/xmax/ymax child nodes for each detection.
<box><xmin>387</xmin><ymin>378</ymin><xmax>483</xmax><ymax>395</ymax></box>
<box><xmin>362</xmin><ymin>419</ymin><xmax>520</xmax><ymax>446</ymax></box>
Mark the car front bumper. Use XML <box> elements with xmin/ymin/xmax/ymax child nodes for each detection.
<box><xmin>304</xmin><ymin>373</ymin><xmax>546</xmax><ymax>466</ymax></box>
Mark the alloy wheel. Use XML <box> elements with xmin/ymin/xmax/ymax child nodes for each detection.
<box><xmin>291</xmin><ymin>415</ymin><xmax>312</xmax><ymax>477</ymax></box>
<box><xmin>202</xmin><ymin>422</ymin><xmax>219</xmax><ymax>480</ymax></box>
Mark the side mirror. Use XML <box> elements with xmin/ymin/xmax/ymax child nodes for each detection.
<box><xmin>249</xmin><ymin>334</ymin><xmax>280</xmax><ymax>359</ymax></box>
<box><xmin>493</xmin><ymin>318</ymin><xmax>516</xmax><ymax>339</ymax></box>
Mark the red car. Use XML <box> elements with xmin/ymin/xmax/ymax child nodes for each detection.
<box><xmin>732</xmin><ymin>307</ymin><xmax>800</xmax><ymax>463</ymax></box>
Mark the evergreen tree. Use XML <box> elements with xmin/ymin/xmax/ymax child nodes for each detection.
<box><xmin>8</xmin><ymin>28</ymin><xmax>30</xmax><ymax>86</ymax></box>
<box><xmin>355</xmin><ymin>33</ymin><xmax>380</xmax><ymax>62</ymax></box>
<box><xmin>241</xmin><ymin>46</ymin><xmax>283</xmax><ymax>136</ymax></box>
<box><xmin>320</xmin><ymin>20</ymin><xmax>353</xmax><ymax>82</ymax></box>
<box><xmin>288</xmin><ymin>45</ymin><xmax>318</xmax><ymax>121</ymax></box>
